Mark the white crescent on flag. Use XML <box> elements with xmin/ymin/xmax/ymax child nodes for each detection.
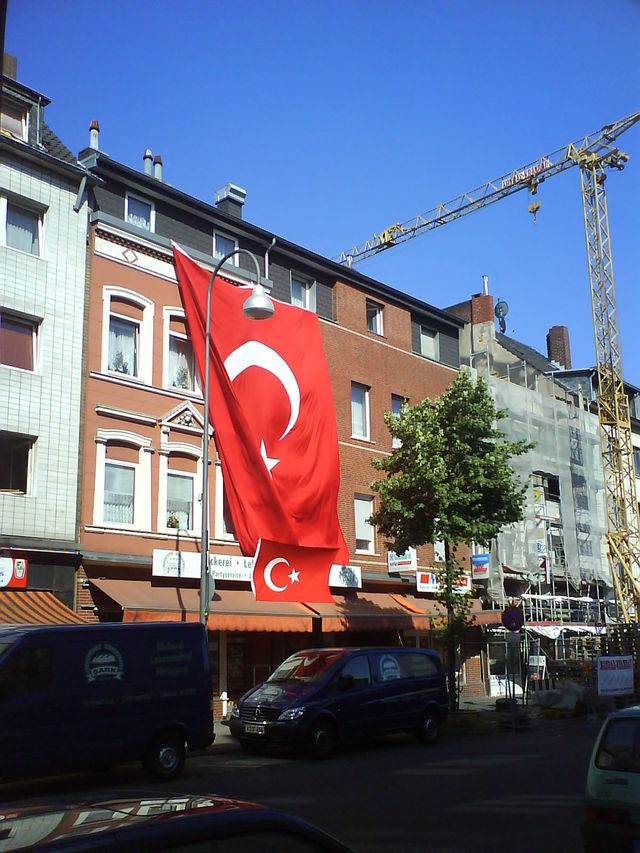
<box><xmin>264</xmin><ymin>557</ymin><xmax>289</xmax><ymax>593</ymax></box>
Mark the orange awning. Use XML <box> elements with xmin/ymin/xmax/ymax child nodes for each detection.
<box><xmin>89</xmin><ymin>579</ymin><xmax>316</xmax><ymax>632</ymax></box>
<box><xmin>308</xmin><ymin>592</ymin><xmax>431</xmax><ymax>632</ymax></box>
<box><xmin>0</xmin><ymin>590</ymin><xmax>85</xmax><ymax>625</ymax></box>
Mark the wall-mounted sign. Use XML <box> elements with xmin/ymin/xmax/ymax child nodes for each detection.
<box><xmin>0</xmin><ymin>557</ymin><xmax>27</xmax><ymax>589</ymax></box>
<box><xmin>471</xmin><ymin>553</ymin><xmax>490</xmax><ymax>580</ymax></box>
<box><xmin>597</xmin><ymin>656</ymin><xmax>634</xmax><ymax>696</ymax></box>
<box><xmin>153</xmin><ymin>549</ymin><xmax>362</xmax><ymax>589</ymax></box>
<box><xmin>387</xmin><ymin>548</ymin><xmax>417</xmax><ymax>573</ymax></box>
<box><xmin>416</xmin><ymin>570</ymin><xmax>471</xmax><ymax>594</ymax></box>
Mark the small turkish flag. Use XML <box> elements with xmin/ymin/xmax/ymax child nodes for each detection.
<box><xmin>252</xmin><ymin>539</ymin><xmax>337</xmax><ymax>603</ymax></box>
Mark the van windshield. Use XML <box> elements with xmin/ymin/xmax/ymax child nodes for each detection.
<box><xmin>267</xmin><ymin>651</ymin><xmax>346</xmax><ymax>683</ymax></box>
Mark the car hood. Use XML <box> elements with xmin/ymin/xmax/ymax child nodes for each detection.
<box><xmin>241</xmin><ymin>680</ymin><xmax>317</xmax><ymax>708</ymax></box>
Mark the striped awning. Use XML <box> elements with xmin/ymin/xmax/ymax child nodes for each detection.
<box><xmin>0</xmin><ymin>590</ymin><xmax>85</xmax><ymax>624</ymax></box>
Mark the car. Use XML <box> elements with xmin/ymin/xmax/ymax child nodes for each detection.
<box><xmin>582</xmin><ymin>705</ymin><xmax>640</xmax><ymax>853</ymax></box>
<box><xmin>228</xmin><ymin>646</ymin><xmax>448</xmax><ymax>758</ymax></box>
<box><xmin>0</xmin><ymin>793</ymin><xmax>354</xmax><ymax>852</ymax></box>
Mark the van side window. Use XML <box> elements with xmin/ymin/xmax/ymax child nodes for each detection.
<box><xmin>0</xmin><ymin>645</ymin><xmax>53</xmax><ymax>697</ymax></box>
<box><xmin>376</xmin><ymin>652</ymin><xmax>402</xmax><ymax>682</ymax></box>
<box><xmin>339</xmin><ymin>655</ymin><xmax>371</xmax><ymax>689</ymax></box>
<box><xmin>401</xmin><ymin>653</ymin><xmax>438</xmax><ymax>678</ymax></box>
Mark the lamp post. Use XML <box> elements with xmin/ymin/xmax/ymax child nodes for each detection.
<box><xmin>199</xmin><ymin>249</ymin><xmax>274</xmax><ymax>625</ymax></box>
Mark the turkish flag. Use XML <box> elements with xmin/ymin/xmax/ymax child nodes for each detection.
<box><xmin>172</xmin><ymin>245</ymin><xmax>349</xmax><ymax>571</ymax></box>
<box><xmin>252</xmin><ymin>539</ymin><xmax>337</xmax><ymax>603</ymax></box>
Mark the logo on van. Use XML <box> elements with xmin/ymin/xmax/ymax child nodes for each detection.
<box><xmin>84</xmin><ymin>644</ymin><xmax>124</xmax><ymax>682</ymax></box>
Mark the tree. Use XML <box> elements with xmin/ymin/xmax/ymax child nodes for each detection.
<box><xmin>370</xmin><ymin>370</ymin><xmax>533</xmax><ymax>710</ymax></box>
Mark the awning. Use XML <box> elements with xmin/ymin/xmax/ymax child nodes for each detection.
<box><xmin>89</xmin><ymin>579</ymin><xmax>316</xmax><ymax>632</ymax></box>
<box><xmin>0</xmin><ymin>590</ymin><xmax>85</xmax><ymax>625</ymax></box>
<box><xmin>309</xmin><ymin>592</ymin><xmax>432</xmax><ymax>632</ymax></box>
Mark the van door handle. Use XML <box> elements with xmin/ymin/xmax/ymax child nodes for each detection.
<box><xmin>606</xmin><ymin>777</ymin><xmax>628</xmax><ymax>785</ymax></box>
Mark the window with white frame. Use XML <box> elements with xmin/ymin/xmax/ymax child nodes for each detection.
<box><xmin>633</xmin><ymin>446</ymin><xmax>640</xmax><ymax>477</ymax></box>
<box><xmin>420</xmin><ymin>325</ymin><xmax>439</xmax><ymax>360</ymax></box>
<box><xmin>0</xmin><ymin>100</ymin><xmax>28</xmax><ymax>141</ymax></box>
<box><xmin>354</xmin><ymin>495</ymin><xmax>375</xmax><ymax>553</ymax></box>
<box><xmin>0</xmin><ymin>310</ymin><xmax>38</xmax><ymax>371</ymax></box>
<box><xmin>102</xmin><ymin>289</ymin><xmax>154</xmax><ymax>384</ymax></box>
<box><xmin>0</xmin><ymin>431</ymin><xmax>35</xmax><ymax>494</ymax></box>
<box><xmin>125</xmin><ymin>194</ymin><xmax>155</xmax><ymax>232</ymax></box>
<box><xmin>351</xmin><ymin>382</ymin><xmax>370</xmax><ymax>439</ymax></box>
<box><xmin>166</xmin><ymin>472</ymin><xmax>194</xmax><ymax>530</ymax></box>
<box><xmin>214</xmin><ymin>231</ymin><xmax>238</xmax><ymax>264</ymax></box>
<box><xmin>214</xmin><ymin>464</ymin><xmax>236</xmax><ymax>540</ymax></box>
<box><xmin>164</xmin><ymin>310</ymin><xmax>199</xmax><ymax>392</ymax></box>
<box><xmin>0</xmin><ymin>198</ymin><xmax>42</xmax><ymax>256</ymax></box>
<box><xmin>291</xmin><ymin>273</ymin><xmax>316</xmax><ymax>312</ymax></box>
<box><xmin>103</xmin><ymin>462</ymin><xmax>135</xmax><ymax>524</ymax></box>
<box><xmin>391</xmin><ymin>394</ymin><xmax>405</xmax><ymax>449</ymax></box>
<box><xmin>366</xmin><ymin>299</ymin><xmax>384</xmax><ymax>335</ymax></box>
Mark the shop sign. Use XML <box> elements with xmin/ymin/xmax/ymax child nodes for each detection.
<box><xmin>416</xmin><ymin>570</ymin><xmax>471</xmax><ymax>594</ymax></box>
<box><xmin>387</xmin><ymin>548</ymin><xmax>417</xmax><ymax>573</ymax></box>
<box><xmin>153</xmin><ymin>549</ymin><xmax>362</xmax><ymax>588</ymax></box>
<box><xmin>471</xmin><ymin>553</ymin><xmax>490</xmax><ymax>580</ymax></box>
<box><xmin>597</xmin><ymin>655</ymin><xmax>634</xmax><ymax>696</ymax></box>
<box><xmin>0</xmin><ymin>557</ymin><xmax>27</xmax><ymax>588</ymax></box>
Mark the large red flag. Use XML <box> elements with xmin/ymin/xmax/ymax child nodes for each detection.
<box><xmin>172</xmin><ymin>245</ymin><xmax>349</xmax><ymax>574</ymax></box>
<box><xmin>252</xmin><ymin>539</ymin><xmax>338</xmax><ymax>603</ymax></box>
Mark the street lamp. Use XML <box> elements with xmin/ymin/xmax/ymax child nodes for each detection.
<box><xmin>199</xmin><ymin>248</ymin><xmax>274</xmax><ymax>624</ymax></box>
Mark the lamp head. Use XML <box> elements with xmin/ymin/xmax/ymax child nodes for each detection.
<box><xmin>242</xmin><ymin>284</ymin><xmax>274</xmax><ymax>320</ymax></box>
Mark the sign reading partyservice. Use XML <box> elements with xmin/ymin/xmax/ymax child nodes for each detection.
<box><xmin>0</xmin><ymin>557</ymin><xmax>27</xmax><ymax>588</ymax></box>
<box><xmin>152</xmin><ymin>549</ymin><xmax>362</xmax><ymax>589</ymax></box>
<box><xmin>387</xmin><ymin>548</ymin><xmax>417</xmax><ymax>573</ymax></box>
<box><xmin>597</xmin><ymin>655</ymin><xmax>634</xmax><ymax>696</ymax></box>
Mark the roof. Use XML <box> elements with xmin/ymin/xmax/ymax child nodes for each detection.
<box><xmin>496</xmin><ymin>332</ymin><xmax>558</xmax><ymax>374</ymax></box>
<box><xmin>41</xmin><ymin>121</ymin><xmax>77</xmax><ymax>165</ymax></box>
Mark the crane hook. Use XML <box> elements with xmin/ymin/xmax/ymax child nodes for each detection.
<box><xmin>528</xmin><ymin>200</ymin><xmax>541</xmax><ymax>225</ymax></box>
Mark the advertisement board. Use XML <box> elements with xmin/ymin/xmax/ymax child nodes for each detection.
<box><xmin>387</xmin><ymin>547</ymin><xmax>417</xmax><ymax>573</ymax></box>
<box><xmin>597</xmin><ymin>655</ymin><xmax>634</xmax><ymax>696</ymax></box>
<box><xmin>471</xmin><ymin>553</ymin><xmax>490</xmax><ymax>580</ymax></box>
<box><xmin>0</xmin><ymin>557</ymin><xmax>27</xmax><ymax>589</ymax></box>
<box><xmin>416</xmin><ymin>570</ymin><xmax>471</xmax><ymax>594</ymax></box>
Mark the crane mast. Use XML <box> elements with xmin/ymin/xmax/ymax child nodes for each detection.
<box><xmin>337</xmin><ymin>111</ymin><xmax>640</xmax><ymax>622</ymax></box>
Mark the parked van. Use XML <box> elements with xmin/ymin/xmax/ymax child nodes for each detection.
<box><xmin>0</xmin><ymin>622</ymin><xmax>214</xmax><ymax>783</ymax></box>
<box><xmin>229</xmin><ymin>646</ymin><xmax>448</xmax><ymax>758</ymax></box>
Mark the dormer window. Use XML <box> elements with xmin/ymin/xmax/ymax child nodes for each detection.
<box><xmin>125</xmin><ymin>193</ymin><xmax>155</xmax><ymax>232</ymax></box>
<box><xmin>0</xmin><ymin>100</ymin><xmax>28</xmax><ymax>142</ymax></box>
<box><xmin>214</xmin><ymin>231</ymin><xmax>238</xmax><ymax>265</ymax></box>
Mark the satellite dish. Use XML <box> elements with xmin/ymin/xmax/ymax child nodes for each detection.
<box><xmin>494</xmin><ymin>300</ymin><xmax>508</xmax><ymax>334</ymax></box>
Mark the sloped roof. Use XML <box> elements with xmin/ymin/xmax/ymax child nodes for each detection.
<box><xmin>496</xmin><ymin>332</ymin><xmax>558</xmax><ymax>374</ymax></box>
<box><xmin>41</xmin><ymin>122</ymin><xmax>77</xmax><ymax>165</ymax></box>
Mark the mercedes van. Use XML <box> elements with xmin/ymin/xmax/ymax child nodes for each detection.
<box><xmin>229</xmin><ymin>646</ymin><xmax>447</xmax><ymax>758</ymax></box>
<box><xmin>0</xmin><ymin>622</ymin><xmax>214</xmax><ymax>783</ymax></box>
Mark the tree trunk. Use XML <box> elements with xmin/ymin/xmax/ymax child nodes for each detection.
<box><xmin>445</xmin><ymin>540</ymin><xmax>456</xmax><ymax>712</ymax></box>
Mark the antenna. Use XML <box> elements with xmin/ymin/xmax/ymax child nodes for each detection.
<box><xmin>494</xmin><ymin>299</ymin><xmax>508</xmax><ymax>334</ymax></box>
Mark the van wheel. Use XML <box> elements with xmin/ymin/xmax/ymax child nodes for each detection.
<box><xmin>308</xmin><ymin>720</ymin><xmax>336</xmax><ymax>759</ymax></box>
<box><xmin>144</xmin><ymin>732</ymin><xmax>186</xmax><ymax>781</ymax></box>
<box><xmin>416</xmin><ymin>709</ymin><xmax>440</xmax><ymax>745</ymax></box>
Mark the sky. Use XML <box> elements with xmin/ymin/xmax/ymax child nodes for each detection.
<box><xmin>5</xmin><ymin>0</ymin><xmax>640</xmax><ymax>382</ymax></box>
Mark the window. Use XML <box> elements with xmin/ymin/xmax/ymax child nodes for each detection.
<box><xmin>339</xmin><ymin>655</ymin><xmax>371</xmax><ymax>689</ymax></box>
<box><xmin>420</xmin><ymin>325</ymin><xmax>439</xmax><ymax>360</ymax></box>
<box><xmin>108</xmin><ymin>315</ymin><xmax>138</xmax><ymax>377</ymax></box>
<box><xmin>0</xmin><ymin>432</ymin><xmax>34</xmax><ymax>494</ymax></box>
<box><xmin>391</xmin><ymin>394</ymin><xmax>405</xmax><ymax>449</ymax></box>
<box><xmin>103</xmin><ymin>462</ymin><xmax>135</xmax><ymax>524</ymax></box>
<box><xmin>351</xmin><ymin>382</ymin><xmax>370</xmax><ymax>439</ymax></box>
<box><xmin>433</xmin><ymin>538</ymin><xmax>445</xmax><ymax>563</ymax></box>
<box><xmin>215</xmin><ymin>465</ymin><xmax>236</xmax><ymax>540</ymax></box>
<box><xmin>354</xmin><ymin>495</ymin><xmax>374</xmax><ymax>553</ymax></box>
<box><xmin>290</xmin><ymin>274</ymin><xmax>316</xmax><ymax>312</ymax></box>
<box><xmin>0</xmin><ymin>646</ymin><xmax>53</xmax><ymax>699</ymax></box>
<box><xmin>1</xmin><ymin>200</ymin><xmax>41</xmax><ymax>256</ymax></box>
<box><xmin>0</xmin><ymin>311</ymin><xmax>37</xmax><ymax>371</ymax></box>
<box><xmin>167</xmin><ymin>472</ymin><xmax>194</xmax><ymax>530</ymax></box>
<box><xmin>0</xmin><ymin>100</ymin><xmax>28</xmax><ymax>141</ymax></box>
<box><xmin>366</xmin><ymin>299</ymin><xmax>384</xmax><ymax>335</ymax></box>
<box><xmin>633</xmin><ymin>447</ymin><xmax>640</xmax><ymax>477</ymax></box>
<box><xmin>165</xmin><ymin>311</ymin><xmax>199</xmax><ymax>392</ymax></box>
<box><xmin>214</xmin><ymin>232</ymin><xmax>238</xmax><ymax>264</ymax></box>
<box><xmin>125</xmin><ymin>194</ymin><xmax>154</xmax><ymax>232</ymax></box>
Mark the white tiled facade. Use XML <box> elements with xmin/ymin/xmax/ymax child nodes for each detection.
<box><xmin>0</xmin><ymin>152</ymin><xmax>88</xmax><ymax>541</ymax></box>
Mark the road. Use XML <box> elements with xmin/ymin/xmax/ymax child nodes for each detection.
<box><xmin>0</xmin><ymin>717</ymin><xmax>600</xmax><ymax>852</ymax></box>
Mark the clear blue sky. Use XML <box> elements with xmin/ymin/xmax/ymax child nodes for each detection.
<box><xmin>6</xmin><ymin>0</ymin><xmax>640</xmax><ymax>382</ymax></box>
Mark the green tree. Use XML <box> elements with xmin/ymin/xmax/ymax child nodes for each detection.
<box><xmin>370</xmin><ymin>370</ymin><xmax>533</xmax><ymax>710</ymax></box>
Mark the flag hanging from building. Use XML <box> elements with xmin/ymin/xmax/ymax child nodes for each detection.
<box><xmin>252</xmin><ymin>539</ymin><xmax>339</xmax><ymax>603</ymax></box>
<box><xmin>172</xmin><ymin>245</ymin><xmax>348</xmax><ymax>600</ymax></box>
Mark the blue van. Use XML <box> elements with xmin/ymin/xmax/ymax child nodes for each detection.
<box><xmin>0</xmin><ymin>622</ymin><xmax>214</xmax><ymax>783</ymax></box>
<box><xmin>229</xmin><ymin>646</ymin><xmax>448</xmax><ymax>758</ymax></box>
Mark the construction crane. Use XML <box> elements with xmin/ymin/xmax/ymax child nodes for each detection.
<box><xmin>336</xmin><ymin>111</ymin><xmax>640</xmax><ymax>623</ymax></box>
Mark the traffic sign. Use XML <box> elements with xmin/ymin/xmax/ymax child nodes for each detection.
<box><xmin>501</xmin><ymin>605</ymin><xmax>524</xmax><ymax>632</ymax></box>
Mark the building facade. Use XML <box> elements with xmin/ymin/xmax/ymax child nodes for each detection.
<box><xmin>0</xmin><ymin>55</ymin><xmax>89</xmax><ymax>614</ymax></box>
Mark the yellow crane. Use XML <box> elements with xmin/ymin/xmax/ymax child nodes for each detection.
<box><xmin>337</xmin><ymin>112</ymin><xmax>640</xmax><ymax>623</ymax></box>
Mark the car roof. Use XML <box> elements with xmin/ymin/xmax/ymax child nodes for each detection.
<box><xmin>606</xmin><ymin>705</ymin><xmax>640</xmax><ymax>720</ymax></box>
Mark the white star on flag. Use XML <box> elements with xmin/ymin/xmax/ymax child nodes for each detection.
<box><xmin>260</xmin><ymin>439</ymin><xmax>279</xmax><ymax>476</ymax></box>
<box><xmin>288</xmin><ymin>567</ymin><xmax>300</xmax><ymax>584</ymax></box>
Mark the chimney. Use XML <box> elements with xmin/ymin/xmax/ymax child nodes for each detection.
<box><xmin>446</xmin><ymin>293</ymin><xmax>494</xmax><ymax>325</ymax></box>
<box><xmin>89</xmin><ymin>119</ymin><xmax>100</xmax><ymax>150</ymax></box>
<box><xmin>153</xmin><ymin>154</ymin><xmax>163</xmax><ymax>181</ymax></box>
<box><xmin>546</xmin><ymin>325</ymin><xmax>572</xmax><ymax>369</ymax></box>
<box><xmin>143</xmin><ymin>148</ymin><xmax>153</xmax><ymax>175</ymax></box>
<box><xmin>2</xmin><ymin>54</ymin><xmax>17</xmax><ymax>80</ymax></box>
<box><xmin>215</xmin><ymin>183</ymin><xmax>246</xmax><ymax>219</ymax></box>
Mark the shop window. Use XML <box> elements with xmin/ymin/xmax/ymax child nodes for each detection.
<box><xmin>0</xmin><ymin>432</ymin><xmax>35</xmax><ymax>494</ymax></box>
<box><xmin>0</xmin><ymin>311</ymin><xmax>38</xmax><ymax>371</ymax></box>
